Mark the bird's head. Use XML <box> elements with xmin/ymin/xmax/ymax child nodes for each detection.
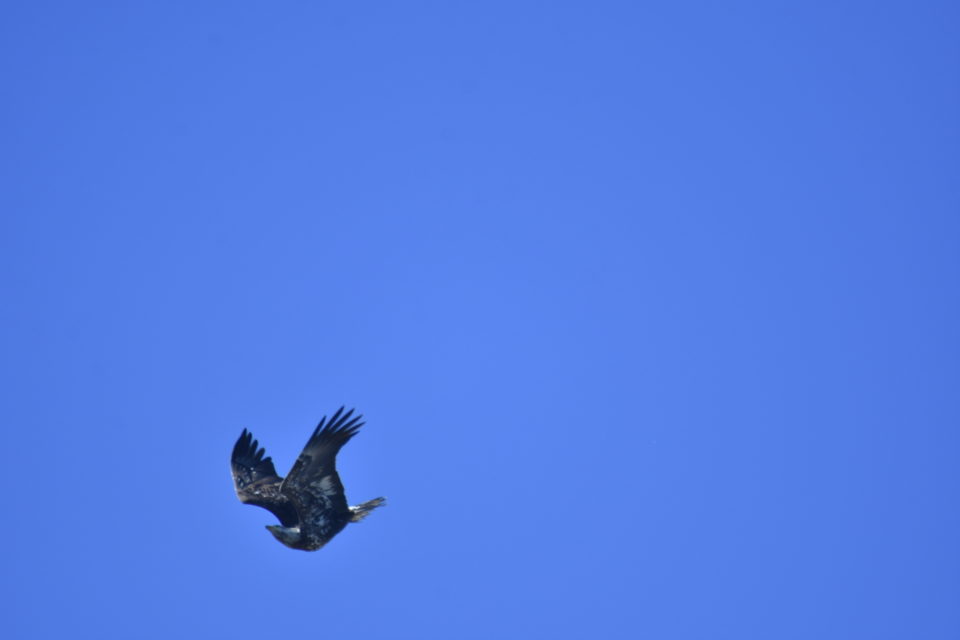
<box><xmin>265</xmin><ymin>525</ymin><xmax>302</xmax><ymax>547</ymax></box>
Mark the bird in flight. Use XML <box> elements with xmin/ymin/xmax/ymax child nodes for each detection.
<box><xmin>230</xmin><ymin>407</ymin><xmax>385</xmax><ymax>550</ymax></box>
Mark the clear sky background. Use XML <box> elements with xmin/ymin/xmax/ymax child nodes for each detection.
<box><xmin>2</xmin><ymin>2</ymin><xmax>958</xmax><ymax>639</ymax></box>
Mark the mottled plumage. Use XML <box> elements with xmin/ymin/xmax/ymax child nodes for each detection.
<box><xmin>231</xmin><ymin>407</ymin><xmax>385</xmax><ymax>550</ymax></box>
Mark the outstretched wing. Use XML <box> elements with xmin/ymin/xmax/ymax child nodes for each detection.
<box><xmin>231</xmin><ymin>429</ymin><xmax>298</xmax><ymax>527</ymax></box>
<box><xmin>281</xmin><ymin>407</ymin><xmax>364</xmax><ymax>531</ymax></box>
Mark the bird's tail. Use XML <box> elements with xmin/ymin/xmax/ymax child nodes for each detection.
<box><xmin>349</xmin><ymin>497</ymin><xmax>386</xmax><ymax>522</ymax></box>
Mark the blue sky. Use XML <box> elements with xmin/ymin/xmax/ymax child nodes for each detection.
<box><xmin>2</xmin><ymin>2</ymin><xmax>958</xmax><ymax>638</ymax></box>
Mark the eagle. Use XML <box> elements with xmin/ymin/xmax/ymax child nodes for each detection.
<box><xmin>230</xmin><ymin>407</ymin><xmax>385</xmax><ymax>550</ymax></box>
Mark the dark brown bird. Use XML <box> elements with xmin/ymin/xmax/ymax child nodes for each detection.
<box><xmin>230</xmin><ymin>407</ymin><xmax>385</xmax><ymax>550</ymax></box>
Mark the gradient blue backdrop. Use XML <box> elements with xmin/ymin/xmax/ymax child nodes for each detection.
<box><xmin>2</xmin><ymin>2</ymin><xmax>958</xmax><ymax>638</ymax></box>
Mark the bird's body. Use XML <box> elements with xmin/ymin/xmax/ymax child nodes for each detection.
<box><xmin>231</xmin><ymin>407</ymin><xmax>385</xmax><ymax>551</ymax></box>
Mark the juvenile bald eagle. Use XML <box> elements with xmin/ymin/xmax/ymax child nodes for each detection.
<box><xmin>231</xmin><ymin>407</ymin><xmax>385</xmax><ymax>551</ymax></box>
